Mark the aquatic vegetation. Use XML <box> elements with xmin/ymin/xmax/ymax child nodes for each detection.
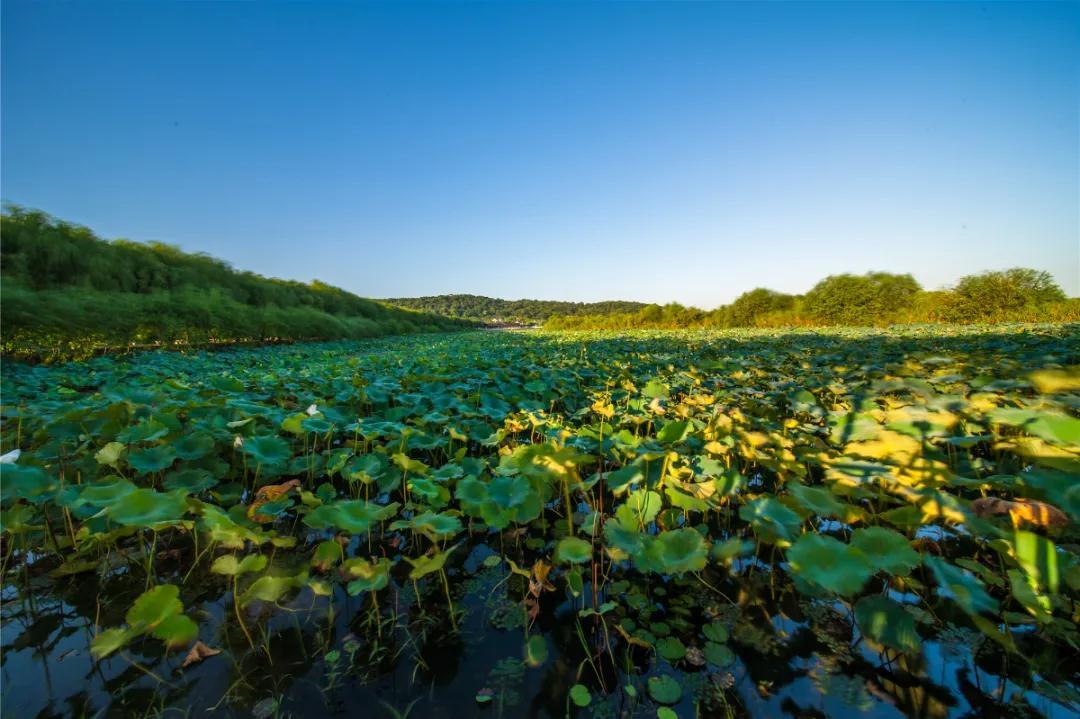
<box><xmin>1</xmin><ymin>325</ymin><xmax>1078</xmax><ymax>718</ymax></box>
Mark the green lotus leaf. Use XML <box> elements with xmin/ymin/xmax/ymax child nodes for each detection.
<box><xmin>925</xmin><ymin>556</ymin><xmax>998</xmax><ymax>615</ymax></box>
<box><xmin>172</xmin><ymin>433</ymin><xmax>215</xmax><ymax>461</ymax></box>
<box><xmin>200</xmin><ymin>505</ymin><xmax>265</xmax><ymax>549</ymax></box>
<box><xmin>303</xmin><ymin>500</ymin><xmax>399</xmax><ymax>533</ymax></box>
<box><xmin>151</xmin><ymin>614</ymin><xmax>199</xmax><ymax>649</ymax></box>
<box><xmin>90</xmin><ymin>627</ymin><xmax>136</xmax><ymax>660</ymax></box>
<box><xmin>301</xmin><ymin>417</ymin><xmax>334</xmax><ymax>435</ymax></box>
<box><xmin>656</xmin><ymin>636</ymin><xmax>686</xmax><ymax>661</ymax></box>
<box><xmin>711</xmin><ymin>538</ymin><xmax>753</xmax><ymax>564</ymax></box>
<box><xmin>786</xmin><ymin>533</ymin><xmax>872</xmax><ymax>597</ymax></box>
<box><xmin>1010</xmin><ymin>530</ymin><xmax>1059</xmax><ymax>593</ymax></box>
<box><xmin>344</xmin><ymin>557</ymin><xmax>393</xmax><ymax>594</ymax></box>
<box><xmin>393</xmin><ymin>511</ymin><xmax>462</xmax><ymax>539</ymax></box>
<box><xmin>615</xmin><ymin>489</ymin><xmax>662</xmax><ymax>530</ymax></box>
<box><xmin>407</xmin><ymin>477</ymin><xmax>450</xmax><ymax>508</ymax></box>
<box><xmin>404</xmin><ymin>542</ymin><xmax>459</xmax><ymax>580</ymax></box>
<box><xmin>486</xmin><ymin>474</ymin><xmax>531</xmax><ymax>508</ymax></box>
<box><xmin>569</xmin><ymin>683</ymin><xmax>591</xmax><ymax>707</ymax></box>
<box><xmin>163</xmin><ymin>468</ymin><xmax>218</xmax><ymax>493</ymax></box>
<box><xmin>739</xmin><ymin>496</ymin><xmax>803</xmax><ymax>545</ymax></box>
<box><xmin>603</xmin><ymin>521</ymin><xmax>646</xmax><ymax>557</ymax></box>
<box><xmin>605</xmin><ymin>463</ymin><xmax>644</xmax><ymax>493</ymax></box>
<box><xmin>117</xmin><ymin>419</ymin><xmax>169</xmax><ymax>444</ymax></box>
<box><xmin>854</xmin><ymin>595</ymin><xmax>921</xmax><ymax>653</ymax></box>
<box><xmin>455</xmin><ymin>476</ymin><xmax>488</xmax><ymax>513</ymax></box>
<box><xmin>702</xmin><ymin>622</ymin><xmax>728</xmax><ymax>643</ymax></box>
<box><xmin>243</xmin><ymin>435</ymin><xmax>292</xmax><ymax>465</ymax></box>
<box><xmin>1</xmin><ymin>464</ymin><xmax>59</xmax><ymax>503</ymax></box>
<box><xmin>343</xmin><ymin>453</ymin><xmax>389</xmax><ymax>485</ymax></box>
<box><xmin>637</xmin><ymin>528</ymin><xmax>708</xmax><ymax>575</ymax></box>
<box><xmin>647</xmin><ymin>675</ymin><xmax>682</xmax><ymax>704</ymax></box>
<box><xmin>128</xmin><ymin>445</ymin><xmax>177</xmax><ymax>475</ymax></box>
<box><xmin>239</xmin><ymin>573</ymin><xmax>305</xmax><ymax>607</ymax></box>
<box><xmin>79</xmin><ymin>478</ymin><xmax>137</xmax><ymax>506</ymax></box>
<box><xmin>656</xmin><ymin>420</ymin><xmax>690</xmax><ymax>444</ymax></box>
<box><xmin>1007</xmin><ymin>569</ymin><xmax>1052</xmax><ymax>623</ymax></box>
<box><xmin>94</xmin><ymin>441</ymin><xmax>126</xmax><ymax>468</ymax></box>
<box><xmin>555</xmin><ymin>536</ymin><xmax>593</xmax><ymax>564</ymax></box>
<box><xmin>126</xmin><ymin>584</ymin><xmax>184</xmax><ymax>629</ymax></box>
<box><xmin>787</xmin><ymin>482</ymin><xmax>845</xmax><ymax>518</ymax></box>
<box><xmin>392</xmin><ymin>452</ymin><xmax>429</xmax><ymax>475</ymax></box>
<box><xmin>850</xmin><ymin>527</ymin><xmax>920</xmax><ymax>576</ymax></box>
<box><xmin>665</xmin><ymin>484</ymin><xmax>710</xmax><ymax>513</ymax></box>
<box><xmin>525</xmin><ymin>634</ymin><xmax>548</xmax><ymax>667</ymax></box>
<box><xmin>311</xmin><ymin>540</ymin><xmax>344</xmax><ymax>571</ymax></box>
<box><xmin>211</xmin><ymin>553</ymin><xmax>268</xmax><ymax>576</ymax></box>
<box><xmin>107</xmin><ymin>488</ymin><xmax>187</xmax><ymax>527</ymax></box>
<box><xmin>703</xmin><ymin>641</ymin><xmax>734</xmax><ymax>666</ymax></box>
<box><xmin>0</xmin><ymin>504</ymin><xmax>37</xmax><ymax>535</ymax></box>
<box><xmin>988</xmin><ymin>408</ymin><xmax>1080</xmax><ymax>446</ymax></box>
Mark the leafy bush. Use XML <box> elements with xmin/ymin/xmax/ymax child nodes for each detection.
<box><xmin>802</xmin><ymin>272</ymin><xmax>922</xmax><ymax>326</ymax></box>
<box><xmin>946</xmin><ymin>268</ymin><xmax>1067</xmax><ymax>322</ymax></box>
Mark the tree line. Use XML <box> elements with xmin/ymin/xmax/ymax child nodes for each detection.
<box><xmin>544</xmin><ymin>269</ymin><xmax>1078</xmax><ymax>330</ymax></box>
<box><xmin>383</xmin><ymin>294</ymin><xmax>646</xmax><ymax>324</ymax></box>
<box><xmin>1</xmin><ymin>207</ymin><xmax>471</xmax><ymax>360</ymax></box>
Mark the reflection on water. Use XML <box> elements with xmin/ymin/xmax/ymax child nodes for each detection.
<box><xmin>2</xmin><ymin>535</ymin><xmax>1074</xmax><ymax>719</ymax></box>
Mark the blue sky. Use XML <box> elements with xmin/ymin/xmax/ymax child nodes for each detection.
<box><xmin>2</xmin><ymin>1</ymin><xmax>1077</xmax><ymax>306</ymax></box>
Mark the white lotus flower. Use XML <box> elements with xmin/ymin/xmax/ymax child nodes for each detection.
<box><xmin>306</xmin><ymin>403</ymin><xmax>319</xmax><ymax>416</ymax></box>
<box><xmin>233</xmin><ymin>435</ymin><xmax>244</xmax><ymax>448</ymax></box>
<box><xmin>0</xmin><ymin>448</ymin><xmax>20</xmax><ymax>464</ymax></box>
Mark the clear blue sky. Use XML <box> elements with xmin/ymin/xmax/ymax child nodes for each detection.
<box><xmin>2</xmin><ymin>1</ymin><xmax>1077</xmax><ymax>306</ymax></box>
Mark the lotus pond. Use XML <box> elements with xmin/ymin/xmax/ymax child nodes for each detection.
<box><xmin>2</xmin><ymin>326</ymin><xmax>1079</xmax><ymax>719</ymax></box>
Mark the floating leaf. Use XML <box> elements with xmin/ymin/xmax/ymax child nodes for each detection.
<box><xmin>647</xmin><ymin>675</ymin><xmax>682</xmax><ymax>704</ymax></box>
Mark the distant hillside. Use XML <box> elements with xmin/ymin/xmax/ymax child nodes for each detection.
<box><xmin>1</xmin><ymin>207</ymin><xmax>472</xmax><ymax>360</ymax></box>
<box><xmin>383</xmin><ymin>294</ymin><xmax>647</xmax><ymax>324</ymax></box>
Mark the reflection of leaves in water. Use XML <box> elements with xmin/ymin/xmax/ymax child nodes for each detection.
<box><xmin>812</xmin><ymin>669</ymin><xmax>873</xmax><ymax>712</ymax></box>
<box><xmin>938</xmin><ymin>625</ymin><xmax>985</xmax><ymax>662</ymax></box>
<box><xmin>486</xmin><ymin>658</ymin><xmax>525</xmax><ymax>711</ymax></box>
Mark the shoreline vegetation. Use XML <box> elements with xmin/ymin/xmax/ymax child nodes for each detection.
<box><xmin>2</xmin><ymin>206</ymin><xmax>1077</xmax><ymax>362</ymax></box>
<box><xmin>0</xmin><ymin>207</ymin><xmax>475</xmax><ymax>362</ymax></box>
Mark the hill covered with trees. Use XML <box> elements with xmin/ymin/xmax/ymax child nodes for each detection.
<box><xmin>544</xmin><ymin>269</ymin><xmax>1079</xmax><ymax>330</ymax></box>
<box><xmin>1</xmin><ymin>207</ymin><xmax>472</xmax><ymax>360</ymax></box>
<box><xmin>382</xmin><ymin>294</ymin><xmax>646</xmax><ymax>324</ymax></box>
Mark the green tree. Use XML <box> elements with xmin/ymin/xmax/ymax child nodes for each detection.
<box><xmin>726</xmin><ymin>288</ymin><xmax>795</xmax><ymax>327</ymax></box>
<box><xmin>947</xmin><ymin>268</ymin><xmax>1067</xmax><ymax>321</ymax></box>
<box><xmin>802</xmin><ymin>272</ymin><xmax>921</xmax><ymax>325</ymax></box>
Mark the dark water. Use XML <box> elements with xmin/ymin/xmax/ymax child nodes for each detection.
<box><xmin>2</xmin><ymin>535</ymin><xmax>1074</xmax><ymax>719</ymax></box>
